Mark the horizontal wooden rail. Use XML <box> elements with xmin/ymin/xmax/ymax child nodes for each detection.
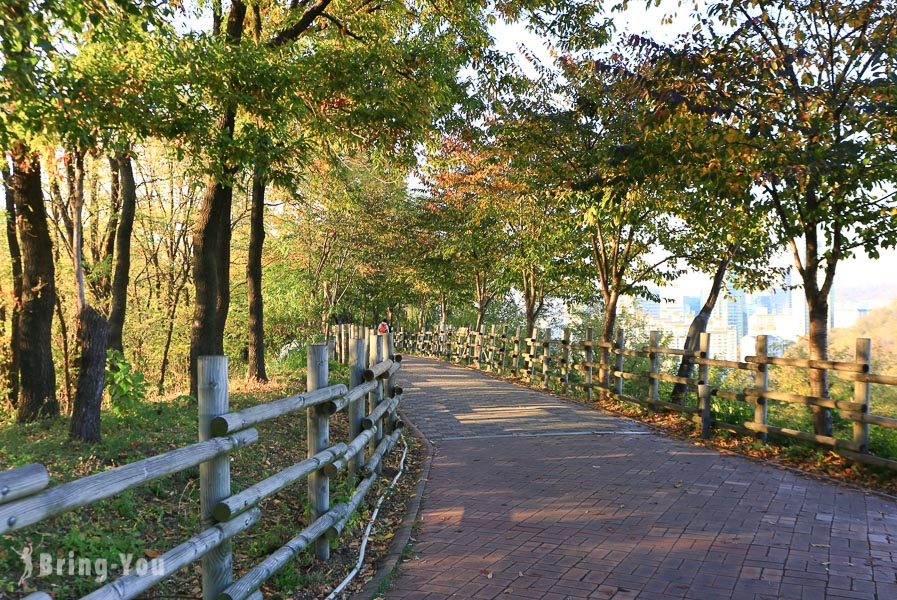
<box><xmin>364</xmin><ymin>359</ymin><xmax>395</xmax><ymax>381</ymax></box>
<box><xmin>742</xmin><ymin>388</ymin><xmax>868</xmax><ymax>413</ymax></box>
<box><xmin>219</xmin><ymin>504</ymin><xmax>349</xmax><ymax>600</ymax></box>
<box><xmin>0</xmin><ymin>464</ymin><xmax>49</xmax><ymax>505</ymax></box>
<box><xmin>212</xmin><ymin>385</ymin><xmax>347</xmax><ymax>435</ymax></box>
<box><xmin>580</xmin><ymin>361</ymin><xmax>612</xmax><ymax>370</ymax></box>
<box><xmin>742</xmin><ymin>422</ymin><xmax>864</xmax><ymax>452</ymax></box>
<box><xmin>839</xmin><ymin>371</ymin><xmax>897</xmax><ymax>386</ymax></box>
<box><xmin>651</xmin><ymin>372</ymin><xmax>696</xmax><ymax>386</ymax></box>
<box><xmin>213</xmin><ymin>444</ymin><xmax>348</xmax><ymax>521</ymax></box>
<box><xmin>647</xmin><ymin>346</ymin><xmax>702</xmax><ymax>357</ymax></box>
<box><xmin>361</xmin><ymin>429</ymin><xmax>402</xmax><ymax>477</ymax></box>
<box><xmin>836</xmin><ymin>448</ymin><xmax>897</xmax><ymax>470</ymax></box>
<box><xmin>616</xmin><ymin>393</ymin><xmax>701</xmax><ymax>414</ymax></box>
<box><xmin>0</xmin><ymin>429</ymin><xmax>257</xmax><ymax>535</ymax></box>
<box><xmin>82</xmin><ymin>509</ymin><xmax>261</xmax><ymax>600</ymax></box>
<box><xmin>612</xmin><ymin>348</ymin><xmax>650</xmax><ymax>358</ymax></box>
<box><xmin>693</xmin><ymin>357</ymin><xmax>760</xmax><ymax>370</ymax></box>
<box><xmin>326</xmin><ymin>473</ymin><xmax>377</xmax><ymax>541</ymax></box>
<box><xmin>713</xmin><ymin>389</ymin><xmax>753</xmax><ymax>403</ymax></box>
<box><xmin>322</xmin><ymin>380</ymin><xmax>377</xmax><ymax>415</ymax></box>
<box><xmin>612</xmin><ymin>370</ymin><xmax>651</xmax><ymax>383</ymax></box>
<box><xmin>744</xmin><ymin>355</ymin><xmax>869</xmax><ymax>373</ymax></box>
<box><xmin>840</xmin><ymin>412</ymin><xmax>897</xmax><ymax>429</ymax></box>
<box><xmin>582</xmin><ymin>340</ymin><xmax>614</xmax><ymax>348</ymax></box>
<box><xmin>363</xmin><ymin>395</ymin><xmax>401</xmax><ymax>430</ymax></box>
<box><xmin>324</xmin><ymin>429</ymin><xmax>376</xmax><ymax>477</ymax></box>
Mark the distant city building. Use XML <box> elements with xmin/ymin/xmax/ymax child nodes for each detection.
<box><xmin>769</xmin><ymin>272</ymin><xmax>793</xmax><ymax>315</ymax></box>
<box><xmin>706</xmin><ymin>325</ymin><xmax>739</xmax><ymax>362</ymax></box>
<box><xmin>721</xmin><ymin>284</ymin><xmax>748</xmax><ymax>342</ymax></box>
<box><xmin>683</xmin><ymin>296</ymin><xmax>702</xmax><ymax>317</ymax></box>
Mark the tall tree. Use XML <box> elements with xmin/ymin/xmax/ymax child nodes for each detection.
<box><xmin>189</xmin><ymin>0</ymin><xmax>247</xmax><ymax>397</ymax></box>
<box><xmin>642</xmin><ymin>0</ymin><xmax>897</xmax><ymax>433</ymax></box>
<box><xmin>10</xmin><ymin>151</ymin><xmax>59</xmax><ymax>421</ymax></box>
<box><xmin>185</xmin><ymin>0</ymin><xmax>607</xmax><ymax>394</ymax></box>
<box><xmin>1</xmin><ymin>166</ymin><xmax>23</xmax><ymax>409</ymax></box>
<box><xmin>107</xmin><ymin>152</ymin><xmax>137</xmax><ymax>354</ymax></box>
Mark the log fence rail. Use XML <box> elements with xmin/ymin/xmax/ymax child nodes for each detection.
<box><xmin>2</xmin><ymin>326</ymin><xmax>401</xmax><ymax>600</ymax></box>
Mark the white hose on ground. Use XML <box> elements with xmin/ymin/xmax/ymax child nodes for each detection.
<box><xmin>324</xmin><ymin>437</ymin><xmax>410</xmax><ymax>600</ymax></box>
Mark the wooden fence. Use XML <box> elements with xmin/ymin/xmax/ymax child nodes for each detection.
<box><xmin>1</xmin><ymin>328</ymin><xmax>401</xmax><ymax>600</ymax></box>
<box><xmin>396</xmin><ymin>324</ymin><xmax>897</xmax><ymax>471</ymax></box>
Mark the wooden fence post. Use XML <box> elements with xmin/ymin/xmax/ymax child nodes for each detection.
<box><xmin>474</xmin><ymin>324</ymin><xmax>484</xmax><ymax>368</ymax></box>
<box><xmin>342</xmin><ymin>325</ymin><xmax>350</xmax><ymax>365</ymax></box>
<box><xmin>753</xmin><ymin>335</ymin><xmax>769</xmax><ymax>443</ymax></box>
<box><xmin>384</xmin><ymin>333</ymin><xmax>396</xmax><ymax>436</ymax></box>
<box><xmin>586</xmin><ymin>327</ymin><xmax>594</xmax><ymax>402</ymax></box>
<box><xmin>334</xmin><ymin>324</ymin><xmax>341</xmax><ymax>364</ymax></box>
<box><xmin>306</xmin><ymin>344</ymin><xmax>330</xmax><ymax>560</ymax></box>
<box><xmin>198</xmin><ymin>355</ymin><xmax>231</xmax><ymax>600</ymax></box>
<box><xmin>513</xmin><ymin>326</ymin><xmax>522</xmax><ymax>375</ymax></box>
<box><xmin>615</xmin><ymin>329</ymin><xmax>625</xmax><ymax>396</ymax></box>
<box><xmin>528</xmin><ymin>328</ymin><xmax>539</xmax><ymax>384</ymax></box>
<box><xmin>854</xmin><ymin>338</ymin><xmax>872</xmax><ymax>452</ymax></box>
<box><xmin>562</xmin><ymin>327</ymin><xmax>570</xmax><ymax>395</ymax></box>
<box><xmin>649</xmin><ymin>330</ymin><xmax>660</xmax><ymax>406</ymax></box>
<box><xmin>487</xmin><ymin>324</ymin><xmax>496</xmax><ymax>371</ymax></box>
<box><xmin>349</xmin><ymin>337</ymin><xmax>368</xmax><ymax>479</ymax></box>
<box><xmin>599</xmin><ymin>340</ymin><xmax>610</xmax><ymax>389</ymax></box>
<box><xmin>542</xmin><ymin>328</ymin><xmax>551</xmax><ymax>391</ymax></box>
<box><xmin>698</xmin><ymin>384</ymin><xmax>713</xmax><ymax>439</ymax></box>
<box><xmin>368</xmin><ymin>330</ymin><xmax>383</xmax><ymax>470</ymax></box>
<box><xmin>500</xmin><ymin>325</ymin><xmax>509</xmax><ymax>375</ymax></box>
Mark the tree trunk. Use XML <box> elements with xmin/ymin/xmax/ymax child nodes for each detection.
<box><xmin>188</xmin><ymin>0</ymin><xmax>245</xmax><ymax>397</ymax></box>
<box><xmin>68</xmin><ymin>153</ymin><xmax>110</xmax><ymax>442</ymax></box>
<box><xmin>417</xmin><ymin>294</ymin><xmax>426</xmax><ymax>330</ymax></box>
<box><xmin>524</xmin><ymin>302</ymin><xmax>536</xmax><ymax>339</ymax></box>
<box><xmin>159</xmin><ymin>278</ymin><xmax>187</xmax><ymax>390</ymax></box>
<box><xmin>108</xmin><ymin>153</ymin><xmax>137</xmax><ymax>354</ymax></box>
<box><xmin>321</xmin><ymin>306</ymin><xmax>332</xmax><ymax>342</ymax></box>
<box><xmin>807</xmin><ymin>290</ymin><xmax>832</xmax><ymax>436</ymax></box>
<box><xmin>55</xmin><ymin>294</ymin><xmax>73</xmax><ymax>412</ymax></box>
<box><xmin>190</xmin><ymin>180</ymin><xmax>234</xmax><ymax>396</ymax></box>
<box><xmin>601</xmin><ymin>291</ymin><xmax>619</xmax><ymax>344</ymax></box>
<box><xmin>670</xmin><ymin>249</ymin><xmax>734</xmax><ymax>404</ymax></box>
<box><xmin>92</xmin><ymin>156</ymin><xmax>121</xmax><ymax>309</ymax></box>
<box><xmin>439</xmin><ymin>293</ymin><xmax>447</xmax><ymax>329</ymax></box>
<box><xmin>70</xmin><ymin>306</ymin><xmax>109</xmax><ymax>442</ymax></box>
<box><xmin>522</xmin><ymin>269</ymin><xmax>543</xmax><ymax>339</ymax></box>
<box><xmin>599</xmin><ymin>290</ymin><xmax>619</xmax><ymax>387</ymax></box>
<box><xmin>2</xmin><ymin>169</ymin><xmax>22</xmax><ymax>408</ymax></box>
<box><xmin>474</xmin><ymin>305</ymin><xmax>486</xmax><ymax>331</ymax></box>
<box><xmin>246</xmin><ymin>165</ymin><xmax>267</xmax><ymax>382</ymax></box>
<box><xmin>13</xmin><ymin>152</ymin><xmax>58</xmax><ymax>422</ymax></box>
<box><xmin>796</xmin><ymin>217</ymin><xmax>834</xmax><ymax>437</ymax></box>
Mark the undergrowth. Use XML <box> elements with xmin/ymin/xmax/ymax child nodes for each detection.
<box><xmin>0</xmin><ymin>354</ymin><xmax>419</xmax><ymax>599</ymax></box>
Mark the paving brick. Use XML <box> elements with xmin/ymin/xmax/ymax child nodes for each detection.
<box><xmin>379</xmin><ymin>357</ymin><xmax>897</xmax><ymax>600</ymax></box>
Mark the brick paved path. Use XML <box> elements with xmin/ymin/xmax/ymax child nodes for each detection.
<box><xmin>383</xmin><ymin>356</ymin><xmax>897</xmax><ymax>600</ymax></box>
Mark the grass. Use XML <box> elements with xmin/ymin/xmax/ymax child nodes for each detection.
<box><xmin>0</xmin><ymin>355</ymin><xmax>414</xmax><ymax>599</ymax></box>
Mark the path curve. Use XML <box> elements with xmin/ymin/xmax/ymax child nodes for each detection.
<box><xmin>380</xmin><ymin>356</ymin><xmax>897</xmax><ymax>600</ymax></box>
